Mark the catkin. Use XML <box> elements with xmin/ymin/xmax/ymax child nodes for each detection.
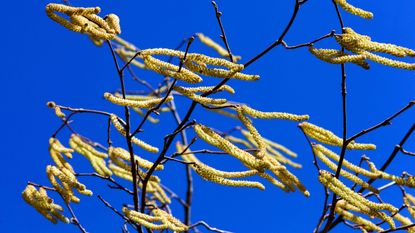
<box><xmin>176</xmin><ymin>142</ymin><xmax>263</xmax><ymax>189</ymax></box>
<box><xmin>335</xmin><ymin>28</ymin><xmax>415</xmax><ymax>70</ymax></box>
<box><xmin>319</xmin><ymin>170</ymin><xmax>398</xmax><ymax>214</ymax></box>
<box><xmin>335</xmin><ymin>200</ymin><xmax>384</xmax><ymax>232</ymax></box>
<box><xmin>313</xmin><ymin>148</ymin><xmax>378</xmax><ymax>193</ymax></box>
<box><xmin>69</xmin><ymin>134</ymin><xmax>112</xmax><ymax>176</ymax></box>
<box><xmin>308</xmin><ymin>46</ymin><xmax>370</xmax><ymax>69</ymax></box>
<box><xmin>110</xmin><ymin>114</ymin><xmax>159</xmax><ymax>153</ymax></box>
<box><xmin>46</xmin><ymin>3</ymin><xmax>121</xmax><ymax>40</ymax></box>
<box><xmin>194</xmin><ymin>124</ymin><xmax>269</xmax><ymax>172</ymax></box>
<box><xmin>108</xmin><ymin>146</ymin><xmax>163</xmax><ymax>170</ymax></box>
<box><xmin>174</xmin><ymin>86</ymin><xmax>227</xmax><ymax>105</ymax></box>
<box><xmin>241</xmin><ymin>105</ymin><xmax>310</xmax><ymax>121</ymax></box>
<box><xmin>46</xmin><ymin>165</ymin><xmax>92</xmax><ymax>203</ymax></box>
<box><xmin>236</xmin><ymin>106</ymin><xmax>267</xmax><ymax>159</ymax></box>
<box><xmin>104</xmin><ymin>92</ymin><xmax>173</xmax><ymax>108</ymax></box>
<box><xmin>333</xmin><ymin>0</ymin><xmax>373</xmax><ymax>19</ymax></box>
<box><xmin>313</xmin><ymin>144</ymin><xmax>379</xmax><ymax>179</ymax></box>
<box><xmin>123</xmin><ymin>207</ymin><xmax>188</xmax><ymax>231</ymax></box>
<box><xmin>22</xmin><ymin>185</ymin><xmax>70</xmax><ymax>224</ymax></box>
<box><xmin>140</xmin><ymin>48</ymin><xmax>259</xmax><ymax>81</ymax></box>
<box><xmin>196</xmin><ymin>33</ymin><xmax>241</xmax><ymax>62</ymax></box>
<box><xmin>299</xmin><ymin>122</ymin><xmax>376</xmax><ymax>150</ymax></box>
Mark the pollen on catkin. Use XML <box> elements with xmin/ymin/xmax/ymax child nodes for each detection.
<box><xmin>196</xmin><ymin>33</ymin><xmax>241</xmax><ymax>62</ymax></box>
<box><xmin>240</xmin><ymin>105</ymin><xmax>310</xmax><ymax>121</ymax></box>
<box><xmin>236</xmin><ymin>106</ymin><xmax>267</xmax><ymax>159</ymax></box>
<box><xmin>22</xmin><ymin>185</ymin><xmax>70</xmax><ymax>224</ymax></box>
<box><xmin>46</xmin><ymin>3</ymin><xmax>121</xmax><ymax>40</ymax></box>
<box><xmin>335</xmin><ymin>28</ymin><xmax>415</xmax><ymax>70</ymax></box>
<box><xmin>299</xmin><ymin>122</ymin><xmax>376</xmax><ymax>150</ymax></box>
<box><xmin>319</xmin><ymin>170</ymin><xmax>398</xmax><ymax>214</ymax></box>
<box><xmin>109</xmin><ymin>114</ymin><xmax>159</xmax><ymax>153</ymax></box>
<box><xmin>46</xmin><ymin>165</ymin><xmax>92</xmax><ymax>204</ymax></box>
<box><xmin>308</xmin><ymin>46</ymin><xmax>370</xmax><ymax>69</ymax></box>
<box><xmin>193</xmin><ymin>123</ymin><xmax>268</xmax><ymax>172</ymax></box>
<box><xmin>104</xmin><ymin>92</ymin><xmax>173</xmax><ymax>108</ymax></box>
<box><xmin>313</xmin><ymin>147</ymin><xmax>378</xmax><ymax>193</ymax></box>
<box><xmin>176</xmin><ymin>142</ymin><xmax>264</xmax><ymax>189</ymax></box>
<box><xmin>173</xmin><ymin>86</ymin><xmax>228</xmax><ymax>105</ymax></box>
<box><xmin>333</xmin><ymin>0</ymin><xmax>373</xmax><ymax>19</ymax></box>
<box><xmin>69</xmin><ymin>134</ymin><xmax>112</xmax><ymax>176</ymax></box>
<box><xmin>123</xmin><ymin>207</ymin><xmax>188</xmax><ymax>232</ymax></box>
<box><xmin>108</xmin><ymin>146</ymin><xmax>163</xmax><ymax>170</ymax></box>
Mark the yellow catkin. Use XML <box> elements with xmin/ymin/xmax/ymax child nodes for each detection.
<box><xmin>335</xmin><ymin>200</ymin><xmax>383</xmax><ymax>232</ymax></box>
<box><xmin>110</xmin><ymin>114</ymin><xmax>159</xmax><ymax>153</ymax></box>
<box><xmin>299</xmin><ymin>122</ymin><xmax>376</xmax><ymax>150</ymax></box>
<box><xmin>140</xmin><ymin>48</ymin><xmax>259</xmax><ymax>81</ymax></box>
<box><xmin>337</xmin><ymin>199</ymin><xmax>396</xmax><ymax>229</ymax></box>
<box><xmin>308</xmin><ymin>47</ymin><xmax>370</xmax><ymax>69</ymax></box>
<box><xmin>313</xmin><ymin>148</ymin><xmax>378</xmax><ymax>193</ymax></box>
<box><xmin>404</xmin><ymin>194</ymin><xmax>415</xmax><ymax>219</ymax></box>
<box><xmin>179</xmin><ymin>85</ymin><xmax>235</xmax><ymax>94</ymax></box>
<box><xmin>241</xmin><ymin>105</ymin><xmax>310</xmax><ymax>121</ymax></box>
<box><xmin>104</xmin><ymin>92</ymin><xmax>173</xmax><ymax>108</ymax></box>
<box><xmin>46</xmin><ymin>165</ymin><xmax>92</xmax><ymax>204</ymax></box>
<box><xmin>335</xmin><ymin>28</ymin><xmax>415</xmax><ymax>70</ymax></box>
<box><xmin>108</xmin><ymin>146</ymin><xmax>163</xmax><ymax>170</ymax></box>
<box><xmin>193</xmin><ymin>124</ymin><xmax>268</xmax><ymax>172</ymax></box>
<box><xmin>266</xmin><ymin>146</ymin><xmax>302</xmax><ymax>169</ymax></box>
<box><xmin>123</xmin><ymin>207</ymin><xmax>187</xmax><ymax>231</ymax></box>
<box><xmin>319</xmin><ymin>170</ymin><xmax>398</xmax><ymax>214</ymax></box>
<box><xmin>196</xmin><ymin>33</ymin><xmax>241</xmax><ymax>62</ymax></box>
<box><xmin>394</xmin><ymin>213</ymin><xmax>415</xmax><ymax>233</ymax></box>
<box><xmin>22</xmin><ymin>185</ymin><xmax>69</xmax><ymax>224</ymax></box>
<box><xmin>143</xmin><ymin>54</ymin><xmax>203</xmax><ymax>83</ymax></box>
<box><xmin>342</xmin><ymin>28</ymin><xmax>415</xmax><ymax>57</ymax></box>
<box><xmin>174</xmin><ymin>86</ymin><xmax>227</xmax><ymax>105</ymax></box>
<box><xmin>333</xmin><ymin>0</ymin><xmax>373</xmax><ymax>19</ymax></box>
<box><xmin>49</xmin><ymin>138</ymin><xmax>75</xmax><ymax>173</ymax></box>
<box><xmin>236</xmin><ymin>106</ymin><xmax>266</xmax><ymax>159</ymax></box>
<box><xmin>364</xmin><ymin>160</ymin><xmax>415</xmax><ymax>188</ymax></box>
<box><xmin>313</xmin><ymin>145</ymin><xmax>379</xmax><ymax>179</ymax></box>
<box><xmin>45</xmin><ymin>3</ymin><xmax>120</xmax><ymax>40</ymax></box>
<box><xmin>176</xmin><ymin>142</ymin><xmax>263</xmax><ymax>190</ymax></box>
<box><xmin>262</xmin><ymin>136</ymin><xmax>297</xmax><ymax>158</ymax></box>
<box><xmin>69</xmin><ymin>135</ymin><xmax>112</xmax><ymax>176</ymax></box>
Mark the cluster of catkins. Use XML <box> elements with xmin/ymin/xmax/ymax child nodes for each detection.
<box><xmin>24</xmin><ymin>3</ymin><xmax>315</xmax><ymax>231</ymax></box>
<box><xmin>23</xmin><ymin>1</ymin><xmax>415</xmax><ymax>232</ymax></box>
<box><xmin>309</xmin><ymin>1</ymin><xmax>415</xmax><ymax>70</ymax></box>
<box><xmin>304</xmin><ymin>1</ymin><xmax>415</xmax><ymax>232</ymax></box>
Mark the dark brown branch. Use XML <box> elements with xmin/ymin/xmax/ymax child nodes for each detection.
<box><xmin>320</xmin><ymin>1</ymin><xmax>347</xmax><ymax>232</ymax></box>
<box><xmin>281</xmin><ymin>30</ymin><xmax>335</xmax><ymax>49</ymax></box>
<box><xmin>347</xmin><ymin>101</ymin><xmax>414</xmax><ymax>143</ymax></box>
<box><xmin>107</xmin><ymin>41</ymin><xmax>143</xmax><ymax>233</ymax></box>
<box><xmin>65</xmin><ymin>202</ymin><xmax>88</xmax><ymax>233</ymax></box>
<box><xmin>97</xmin><ymin>195</ymin><xmax>139</xmax><ymax>230</ymax></box>
<box><xmin>76</xmin><ymin>173</ymin><xmax>133</xmax><ymax>195</ymax></box>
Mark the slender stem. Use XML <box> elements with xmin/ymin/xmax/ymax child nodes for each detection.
<box><xmin>320</xmin><ymin>1</ymin><xmax>346</xmax><ymax>232</ymax></box>
<box><xmin>107</xmin><ymin>41</ymin><xmax>143</xmax><ymax>233</ymax></box>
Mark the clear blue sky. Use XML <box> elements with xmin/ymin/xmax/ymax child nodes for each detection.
<box><xmin>2</xmin><ymin>1</ymin><xmax>415</xmax><ymax>233</ymax></box>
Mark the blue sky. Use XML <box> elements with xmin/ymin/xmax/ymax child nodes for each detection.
<box><xmin>2</xmin><ymin>1</ymin><xmax>415</xmax><ymax>232</ymax></box>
